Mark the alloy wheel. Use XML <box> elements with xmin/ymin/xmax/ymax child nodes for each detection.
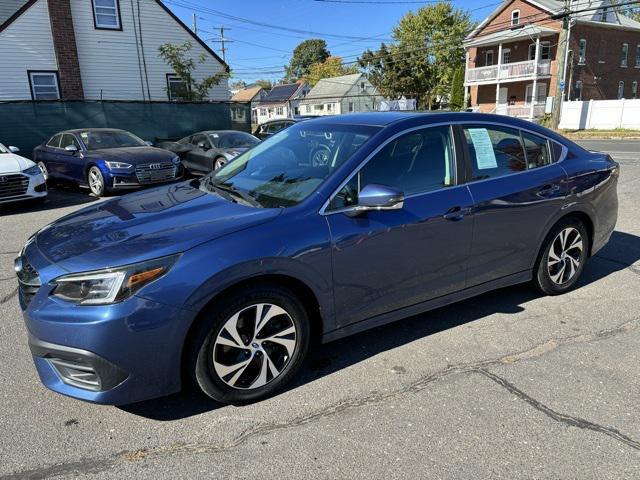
<box><xmin>214</xmin><ymin>158</ymin><xmax>226</xmax><ymax>170</ymax></box>
<box><xmin>213</xmin><ymin>303</ymin><xmax>297</xmax><ymax>390</ymax></box>
<box><xmin>547</xmin><ymin>227</ymin><xmax>583</xmax><ymax>285</ymax></box>
<box><xmin>88</xmin><ymin>167</ymin><xmax>104</xmax><ymax>196</ymax></box>
<box><xmin>37</xmin><ymin>162</ymin><xmax>48</xmax><ymax>180</ymax></box>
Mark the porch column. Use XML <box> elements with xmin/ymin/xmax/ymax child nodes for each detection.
<box><xmin>463</xmin><ymin>86</ymin><xmax>469</xmax><ymax>109</ymax></box>
<box><xmin>495</xmin><ymin>43</ymin><xmax>503</xmax><ymax>113</ymax></box>
<box><xmin>530</xmin><ymin>37</ymin><xmax>541</xmax><ymax>119</ymax></box>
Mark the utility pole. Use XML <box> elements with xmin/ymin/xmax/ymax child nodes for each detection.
<box><xmin>551</xmin><ymin>1</ymin><xmax>570</xmax><ymax>130</ymax></box>
<box><xmin>210</xmin><ymin>26</ymin><xmax>233</xmax><ymax>63</ymax></box>
<box><xmin>192</xmin><ymin>13</ymin><xmax>197</xmax><ymax>35</ymax></box>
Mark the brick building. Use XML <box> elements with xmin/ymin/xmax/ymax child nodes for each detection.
<box><xmin>463</xmin><ymin>0</ymin><xmax>640</xmax><ymax>119</ymax></box>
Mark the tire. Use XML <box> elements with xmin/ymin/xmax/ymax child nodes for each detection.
<box><xmin>532</xmin><ymin>217</ymin><xmax>589</xmax><ymax>295</ymax></box>
<box><xmin>37</xmin><ymin>161</ymin><xmax>48</xmax><ymax>181</ymax></box>
<box><xmin>188</xmin><ymin>284</ymin><xmax>310</xmax><ymax>404</ymax></box>
<box><xmin>213</xmin><ymin>156</ymin><xmax>227</xmax><ymax>171</ymax></box>
<box><xmin>87</xmin><ymin>166</ymin><xmax>107</xmax><ymax>197</ymax></box>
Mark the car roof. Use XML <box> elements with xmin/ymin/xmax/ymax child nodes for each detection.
<box><xmin>199</xmin><ymin>130</ymin><xmax>254</xmax><ymax>135</ymax></box>
<box><xmin>59</xmin><ymin>128</ymin><xmax>129</xmax><ymax>135</ymax></box>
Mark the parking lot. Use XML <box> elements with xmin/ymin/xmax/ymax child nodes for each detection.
<box><xmin>1</xmin><ymin>140</ymin><xmax>639</xmax><ymax>479</ymax></box>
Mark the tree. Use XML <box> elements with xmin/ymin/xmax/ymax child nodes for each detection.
<box><xmin>230</xmin><ymin>79</ymin><xmax>247</xmax><ymax>91</ymax></box>
<box><xmin>358</xmin><ymin>2</ymin><xmax>473</xmax><ymax>109</ymax></box>
<box><xmin>254</xmin><ymin>79</ymin><xmax>274</xmax><ymax>90</ymax></box>
<box><xmin>285</xmin><ymin>39</ymin><xmax>330</xmax><ymax>82</ymax></box>
<box><xmin>158</xmin><ymin>41</ymin><xmax>229</xmax><ymax>101</ymax></box>
<box><xmin>303</xmin><ymin>57</ymin><xmax>360</xmax><ymax>86</ymax></box>
<box><xmin>449</xmin><ymin>66</ymin><xmax>465</xmax><ymax>110</ymax></box>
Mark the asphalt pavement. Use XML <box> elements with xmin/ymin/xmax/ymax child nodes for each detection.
<box><xmin>0</xmin><ymin>140</ymin><xmax>639</xmax><ymax>479</ymax></box>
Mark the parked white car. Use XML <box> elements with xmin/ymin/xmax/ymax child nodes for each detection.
<box><xmin>0</xmin><ymin>143</ymin><xmax>47</xmax><ymax>205</ymax></box>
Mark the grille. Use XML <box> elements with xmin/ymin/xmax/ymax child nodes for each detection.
<box><xmin>135</xmin><ymin>163</ymin><xmax>177</xmax><ymax>184</ymax></box>
<box><xmin>0</xmin><ymin>174</ymin><xmax>29</xmax><ymax>199</ymax></box>
<box><xmin>16</xmin><ymin>256</ymin><xmax>40</xmax><ymax>308</ymax></box>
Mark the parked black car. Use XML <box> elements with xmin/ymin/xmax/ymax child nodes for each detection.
<box><xmin>158</xmin><ymin>130</ymin><xmax>260</xmax><ymax>175</ymax></box>
<box><xmin>33</xmin><ymin>128</ymin><xmax>183</xmax><ymax>197</ymax></box>
<box><xmin>253</xmin><ymin>116</ymin><xmax>316</xmax><ymax>140</ymax></box>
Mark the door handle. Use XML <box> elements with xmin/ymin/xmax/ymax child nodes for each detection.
<box><xmin>443</xmin><ymin>206</ymin><xmax>469</xmax><ymax>221</ymax></box>
<box><xmin>538</xmin><ymin>184</ymin><xmax>560</xmax><ymax>197</ymax></box>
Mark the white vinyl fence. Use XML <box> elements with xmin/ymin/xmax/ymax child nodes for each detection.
<box><xmin>559</xmin><ymin>99</ymin><xmax>640</xmax><ymax>130</ymax></box>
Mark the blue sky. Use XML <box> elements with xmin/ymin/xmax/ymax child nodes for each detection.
<box><xmin>164</xmin><ymin>0</ymin><xmax>501</xmax><ymax>84</ymax></box>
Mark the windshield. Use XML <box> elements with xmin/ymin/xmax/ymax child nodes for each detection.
<box><xmin>0</xmin><ymin>143</ymin><xmax>8</xmax><ymax>154</ymax></box>
<box><xmin>79</xmin><ymin>131</ymin><xmax>147</xmax><ymax>150</ymax></box>
<box><xmin>202</xmin><ymin>123</ymin><xmax>380</xmax><ymax>208</ymax></box>
<box><xmin>213</xmin><ymin>132</ymin><xmax>260</xmax><ymax>149</ymax></box>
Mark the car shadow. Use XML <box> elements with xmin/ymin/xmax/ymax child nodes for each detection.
<box><xmin>119</xmin><ymin>230</ymin><xmax>640</xmax><ymax>421</ymax></box>
<box><xmin>0</xmin><ymin>185</ymin><xmax>99</xmax><ymax>217</ymax></box>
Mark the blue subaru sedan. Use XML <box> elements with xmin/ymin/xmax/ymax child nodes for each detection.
<box><xmin>16</xmin><ymin>113</ymin><xmax>618</xmax><ymax>405</ymax></box>
<box><xmin>33</xmin><ymin>128</ymin><xmax>183</xmax><ymax>197</ymax></box>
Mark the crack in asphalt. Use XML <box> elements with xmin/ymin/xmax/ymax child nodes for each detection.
<box><xmin>0</xmin><ymin>287</ymin><xmax>17</xmax><ymax>304</ymax></box>
<box><xmin>3</xmin><ymin>318</ymin><xmax>639</xmax><ymax>479</ymax></box>
<box><xmin>475</xmin><ymin>369</ymin><xmax>640</xmax><ymax>451</ymax></box>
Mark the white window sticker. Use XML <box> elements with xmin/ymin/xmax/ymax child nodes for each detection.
<box><xmin>468</xmin><ymin>128</ymin><xmax>497</xmax><ymax>170</ymax></box>
<box><xmin>212</xmin><ymin>133</ymin><xmax>219</xmax><ymax>138</ymax></box>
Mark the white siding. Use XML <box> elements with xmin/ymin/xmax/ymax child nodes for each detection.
<box><xmin>0</xmin><ymin>0</ymin><xmax>57</xmax><ymax>101</ymax></box>
<box><xmin>71</xmin><ymin>0</ymin><xmax>228</xmax><ymax>101</ymax></box>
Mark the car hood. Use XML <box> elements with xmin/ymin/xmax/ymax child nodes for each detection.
<box><xmin>0</xmin><ymin>152</ymin><xmax>35</xmax><ymax>173</ymax></box>
<box><xmin>90</xmin><ymin>146</ymin><xmax>175</xmax><ymax>164</ymax></box>
<box><xmin>35</xmin><ymin>180</ymin><xmax>282</xmax><ymax>272</ymax></box>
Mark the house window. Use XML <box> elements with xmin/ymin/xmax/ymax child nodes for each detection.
<box><xmin>276</xmin><ymin>106</ymin><xmax>284</xmax><ymax>116</ymax></box>
<box><xmin>260</xmin><ymin>108</ymin><xmax>266</xmax><ymax>116</ymax></box>
<box><xmin>348</xmin><ymin>102</ymin><xmax>354</xmax><ymax>112</ymax></box>
<box><xmin>166</xmin><ymin>74</ymin><xmax>188</xmax><ymax>101</ymax></box>
<box><xmin>511</xmin><ymin>10</ymin><xmax>520</xmax><ymax>26</ymax></box>
<box><xmin>578</xmin><ymin>39</ymin><xmax>587</xmax><ymax>64</ymax></box>
<box><xmin>314</xmin><ymin>104</ymin><xmax>324</xmax><ymax>111</ymax></box>
<box><xmin>621</xmin><ymin>43</ymin><xmax>629</xmax><ymax>67</ymax></box>
<box><xmin>326</xmin><ymin>103</ymin><xmax>333</xmax><ymax>112</ymax></box>
<box><xmin>360</xmin><ymin>82</ymin><xmax>366</xmax><ymax>93</ymax></box>
<box><xmin>600</xmin><ymin>6</ymin><xmax>608</xmax><ymax>22</ymax></box>
<box><xmin>575</xmin><ymin>80</ymin><xmax>583</xmax><ymax>100</ymax></box>
<box><xmin>502</xmin><ymin>48</ymin><xmax>511</xmax><ymax>64</ymax></box>
<box><xmin>305</xmin><ymin>104</ymin><xmax>311</xmax><ymax>113</ymax></box>
<box><xmin>525</xmin><ymin>83</ymin><xmax>547</xmax><ymax>105</ymax></box>
<box><xmin>486</xmin><ymin>50</ymin><xmax>494</xmax><ymax>66</ymax></box>
<box><xmin>28</xmin><ymin>71</ymin><xmax>60</xmax><ymax>100</ymax></box>
<box><xmin>528</xmin><ymin>42</ymin><xmax>551</xmax><ymax>61</ymax></box>
<box><xmin>618</xmin><ymin>81</ymin><xmax>625</xmax><ymax>99</ymax></box>
<box><xmin>636</xmin><ymin>45</ymin><xmax>640</xmax><ymax>67</ymax></box>
<box><xmin>92</xmin><ymin>0</ymin><xmax>120</xmax><ymax>29</ymax></box>
<box><xmin>633</xmin><ymin>81</ymin><xmax>638</xmax><ymax>99</ymax></box>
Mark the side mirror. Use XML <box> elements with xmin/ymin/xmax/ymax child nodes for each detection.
<box><xmin>197</xmin><ymin>142</ymin><xmax>208</xmax><ymax>150</ymax></box>
<box><xmin>347</xmin><ymin>184</ymin><xmax>404</xmax><ymax>216</ymax></box>
<box><xmin>8</xmin><ymin>146</ymin><xmax>19</xmax><ymax>153</ymax></box>
<box><xmin>65</xmin><ymin>144</ymin><xmax>78</xmax><ymax>154</ymax></box>
<box><xmin>145</xmin><ymin>140</ymin><xmax>153</xmax><ymax>146</ymax></box>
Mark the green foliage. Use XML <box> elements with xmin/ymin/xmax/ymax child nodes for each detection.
<box><xmin>358</xmin><ymin>2</ymin><xmax>473</xmax><ymax>109</ymax></box>
<box><xmin>254</xmin><ymin>79</ymin><xmax>274</xmax><ymax>90</ymax></box>
<box><xmin>303</xmin><ymin>57</ymin><xmax>360</xmax><ymax>86</ymax></box>
<box><xmin>285</xmin><ymin>39</ymin><xmax>330</xmax><ymax>82</ymax></box>
<box><xmin>158</xmin><ymin>41</ymin><xmax>229</xmax><ymax>101</ymax></box>
<box><xmin>449</xmin><ymin>66</ymin><xmax>465</xmax><ymax>111</ymax></box>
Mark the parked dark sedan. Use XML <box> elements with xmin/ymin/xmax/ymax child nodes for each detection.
<box><xmin>33</xmin><ymin>128</ymin><xmax>183</xmax><ymax>196</ymax></box>
<box><xmin>17</xmin><ymin>113</ymin><xmax>618</xmax><ymax>406</ymax></box>
<box><xmin>158</xmin><ymin>130</ymin><xmax>260</xmax><ymax>175</ymax></box>
<box><xmin>253</xmin><ymin>116</ymin><xmax>315</xmax><ymax>140</ymax></box>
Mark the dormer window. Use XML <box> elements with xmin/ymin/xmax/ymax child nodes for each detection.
<box><xmin>600</xmin><ymin>6</ymin><xmax>608</xmax><ymax>22</ymax></box>
<box><xmin>511</xmin><ymin>10</ymin><xmax>520</xmax><ymax>26</ymax></box>
<box><xmin>93</xmin><ymin>0</ymin><xmax>121</xmax><ymax>30</ymax></box>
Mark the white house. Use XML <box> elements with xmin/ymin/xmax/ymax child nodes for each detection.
<box><xmin>253</xmin><ymin>82</ymin><xmax>309</xmax><ymax>125</ymax></box>
<box><xmin>0</xmin><ymin>0</ymin><xmax>229</xmax><ymax>101</ymax></box>
<box><xmin>298</xmin><ymin>73</ymin><xmax>382</xmax><ymax>116</ymax></box>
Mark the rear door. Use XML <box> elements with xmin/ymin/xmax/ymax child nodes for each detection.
<box><xmin>459</xmin><ymin>123</ymin><xmax>567</xmax><ymax>286</ymax></box>
<box><xmin>326</xmin><ymin>125</ymin><xmax>475</xmax><ymax>327</ymax></box>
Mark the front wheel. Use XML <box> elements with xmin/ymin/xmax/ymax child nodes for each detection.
<box><xmin>87</xmin><ymin>166</ymin><xmax>107</xmax><ymax>197</ymax></box>
<box><xmin>533</xmin><ymin>218</ymin><xmax>589</xmax><ymax>295</ymax></box>
<box><xmin>37</xmin><ymin>161</ymin><xmax>48</xmax><ymax>181</ymax></box>
<box><xmin>213</xmin><ymin>156</ymin><xmax>227</xmax><ymax>171</ymax></box>
<box><xmin>189</xmin><ymin>284</ymin><xmax>310</xmax><ymax>404</ymax></box>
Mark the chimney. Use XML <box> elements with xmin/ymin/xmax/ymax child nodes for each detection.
<box><xmin>47</xmin><ymin>0</ymin><xmax>84</xmax><ymax>100</ymax></box>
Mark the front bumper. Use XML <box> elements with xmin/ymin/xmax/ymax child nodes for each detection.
<box><xmin>107</xmin><ymin>164</ymin><xmax>184</xmax><ymax>190</ymax></box>
<box><xmin>0</xmin><ymin>171</ymin><xmax>47</xmax><ymax>204</ymax></box>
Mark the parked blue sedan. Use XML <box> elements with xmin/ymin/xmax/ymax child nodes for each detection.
<box><xmin>33</xmin><ymin>128</ymin><xmax>183</xmax><ymax>196</ymax></box>
<box><xmin>16</xmin><ymin>113</ymin><xmax>618</xmax><ymax>405</ymax></box>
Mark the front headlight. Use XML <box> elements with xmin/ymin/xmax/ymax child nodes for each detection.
<box><xmin>170</xmin><ymin>155</ymin><xmax>181</xmax><ymax>165</ymax></box>
<box><xmin>105</xmin><ymin>161</ymin><xmax>132</xmax><ymax>169</ymax></box>
<box><xmin>51</xmin><ymin>254</ymin><xmax>179</xmax><ymax>305</ymax></box>
<box><xmin>24</xmin><ymin>165</ymin><xmax>42</xmax><ymax>176</ymax></box>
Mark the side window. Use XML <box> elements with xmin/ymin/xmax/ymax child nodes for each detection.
<box><xmin>47</xmin><ymin>134</ymin><xmax>62</xmax><ymax>148</ymax></box>
<box><xmin>549</xmin><ymin>141</ymin><xmax>564</xmax><ymax>163</ymax></box>
<box><xmin>329</xmin><ymin>126</ymin><xmax>455</xmax><ymax>210</ymax></box>
<box><xmin>60</xmin><ymin>134</ymin><xmax>80</xmax><ymax>150</ymax></box>
<box><xmin>462</xmin><ymin>125</ymin><xmax>526</xmax><ymax>181</ymax></box>
<box><xmin>522</xmin><ymin>132</ymin><xmax>551</xmax><ymax>168</ymax></box>
<box><xmin>192</xmin><ymin>134</ymin><xmax>209</xmax><ymax>148</ymax></box>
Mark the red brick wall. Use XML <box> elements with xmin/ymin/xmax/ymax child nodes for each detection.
<box><xmin>475</xmin><ymin>0</ymin><xmax>554</xmax><ymax>37</ymax></box>
<box><xmin>47</xmin><ymin>0</ymin><xmax>84</xmax><ymax>100</ymax></box>
<box><xmin>568</xmin><ymin>24</ymin><xmax>640</xmax><ymax>100</ymax></box>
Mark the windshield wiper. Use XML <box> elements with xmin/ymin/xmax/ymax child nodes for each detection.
<box><xmin>199</xmin><ymin>176</ymin><xmax>262</xmax><ymax>207</ymax></box>
<box><xmin>199</xmin><ymin>176</ymin><xmax>237</xmax><ymax>203</ymax></box>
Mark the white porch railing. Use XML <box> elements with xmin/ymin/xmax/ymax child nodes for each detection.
<box><xmin>503</xmin><ymin>104</ymin><xmax>546</xmax><ymax>118</ymax></box>
<box><xmin>466</xmin><ymin>59</ymin><xmax>551</xmax><ymax>84</ymax></box>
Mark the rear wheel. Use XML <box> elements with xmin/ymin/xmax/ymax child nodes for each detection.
<box><xmin>87</xmin><ymin>166</ymin><xmax>107</xmax><ymax>197</ymax></box>
<box><xmin>533</xmin><ymin>218</ymin><xmax>589</xmax><ymax>295</ymax></box>
<box><xmin>188</xmin><ymin>284</ymin><xmax>310</xmax><ymax>404</ymax></box>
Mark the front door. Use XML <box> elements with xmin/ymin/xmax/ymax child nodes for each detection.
<box><xmin>497</xmin><ymin>87</ymin><xmax>508</xmax><ymax>114</ymax></box>
<box><xmin>325</xmin><ymin>125</ymin><xmax>474</xmax><ymax>327</ymax></box>
<box><xmin>185</xmin><ymin>133</ymin><xmax>213</xmax><ymax>173</ymax></box>
<box><xmin>459</xmin><ymin>123</ymin><xmax>567</xmax><ymax>287</ymax></box>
